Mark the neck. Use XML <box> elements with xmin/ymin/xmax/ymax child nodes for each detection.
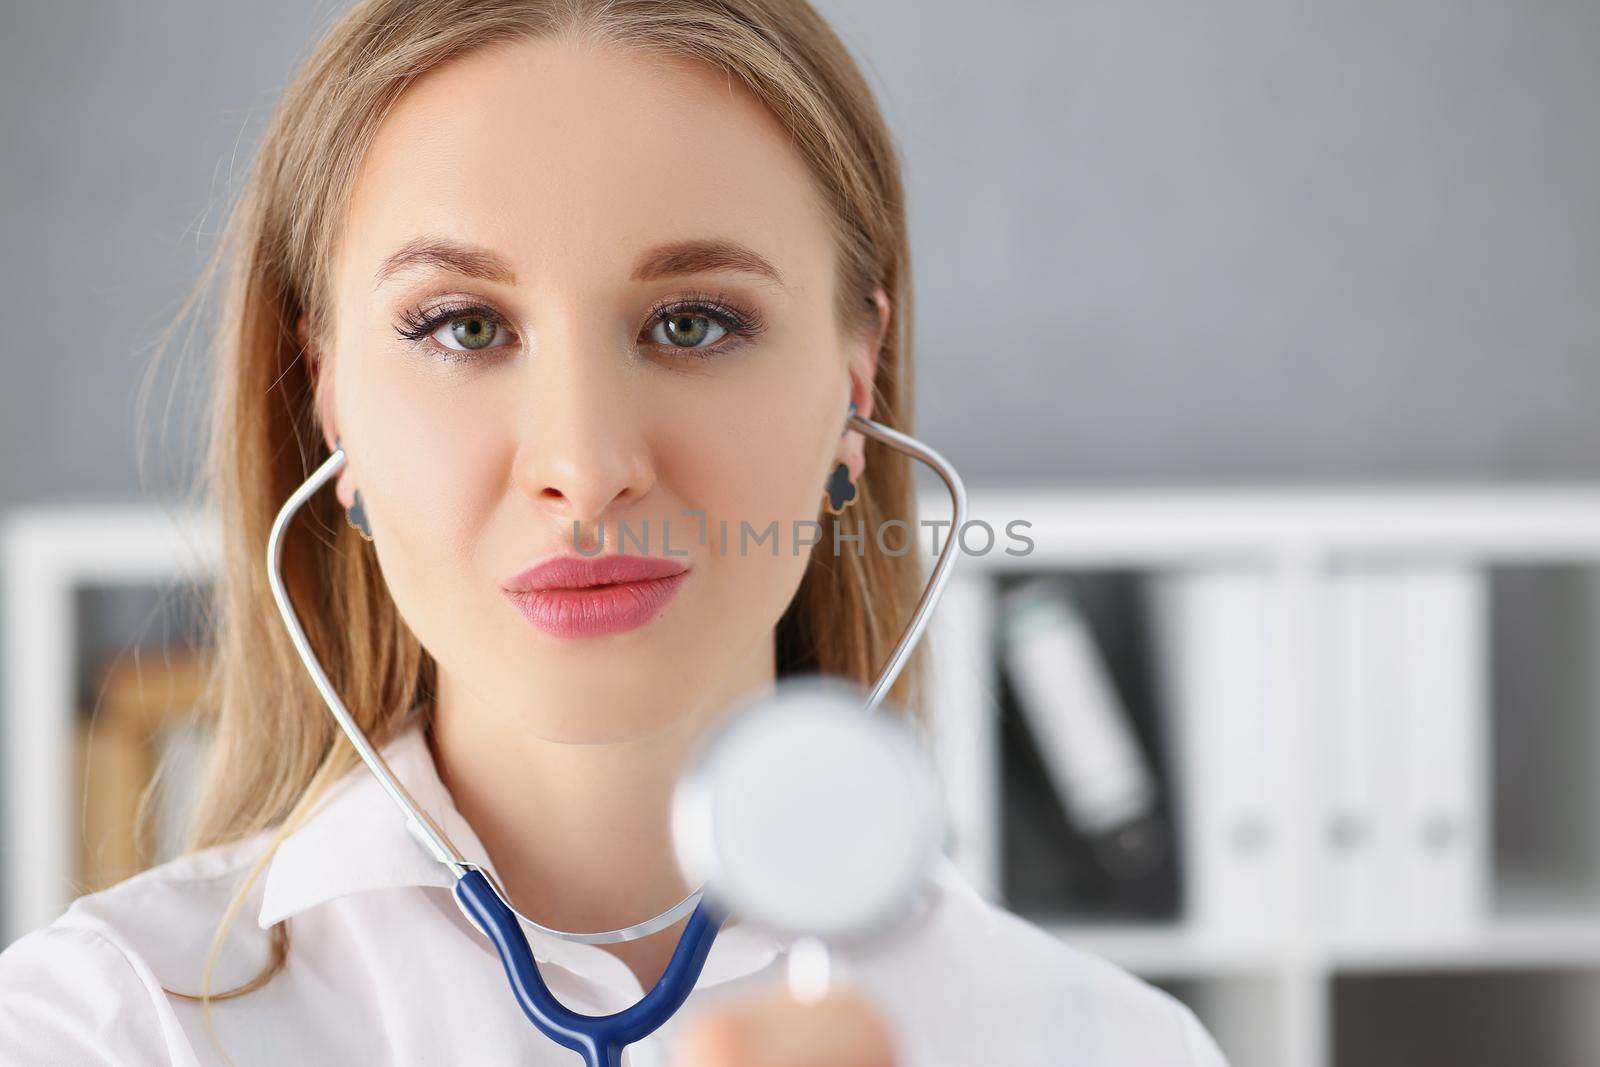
<box><xmin>427</xmin><ymin>640</ymin><xmax>776</xmax><ymax>983</ymax></box>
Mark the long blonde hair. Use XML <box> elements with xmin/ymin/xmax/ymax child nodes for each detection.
<box><xmin>152</xmin><ymin>0</ymin><xmax>926</xmax><ymax>1034</ymax></box>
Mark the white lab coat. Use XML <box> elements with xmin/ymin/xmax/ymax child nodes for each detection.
<box><xmin>0</xmin><ymin>710</ymin><xmax>1230</xmax><ymax>1065</ymax></box>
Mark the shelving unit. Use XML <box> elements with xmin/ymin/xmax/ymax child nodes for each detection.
<box><xmin>920</xmin><ymin>484</ymin><xmax>1600</xmax><ymax>1067</ymax></box>
<box><xmin>9</xmin><ymin>486</ymin><xmax>1600</xmax><ymax>1065</ymax></box>
<box><xmin>1</xmin><ymin>505</ymin><xmax>217</xmax><ymax>941</ymax></box>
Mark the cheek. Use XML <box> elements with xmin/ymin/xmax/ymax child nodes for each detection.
<box><xmin>337</xmin><ymin>351</ymin><xmax>506</xmax><ymax>635</ymax></box>
<box><xmin>674</xmin><ymin>359</ymin><xmax>837</xmax><ymax>532</ymax></box>
<box><xmin>670</xmin><ymin>356</ymin><xmax>843</xmax><ymax>631</ymax></box>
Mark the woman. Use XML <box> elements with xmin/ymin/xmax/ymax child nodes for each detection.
<box><xmin>0</xmin><ymin>1</ymin><xmax>1230</xmax><ymax>1064</ymax></box>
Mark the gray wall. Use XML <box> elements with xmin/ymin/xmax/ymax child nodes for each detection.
<box><xmin>0</xmin><ymin>1</ymin><xmax>340</xmax><ymax>505</ymax></box>
<box><xmin>5</xmin><ymin>0</ymin><xmax>1600</xmax><ymax>508</ymax></box>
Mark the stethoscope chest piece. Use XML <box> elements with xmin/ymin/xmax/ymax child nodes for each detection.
<box><xmin>671</xmin><ymin>676</ymin><xmax>945</xmax><ymax>947</ymax></box>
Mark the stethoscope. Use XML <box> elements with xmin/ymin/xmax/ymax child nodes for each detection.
<box><xmin>265</xmin><ymin>406</ymin><xmax>966</xmax><ymax>1067</ymax></box>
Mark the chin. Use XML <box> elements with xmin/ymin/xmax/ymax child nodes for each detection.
<box><xmin>500</xmin><ymin>665</ymin><xmax>698</xmax><ymax>743</ymax></box>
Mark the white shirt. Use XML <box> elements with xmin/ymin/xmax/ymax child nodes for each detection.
<box><xmin>0</xmin><ymin>711</ymin><xmax>1230</xmax><ymax>1066</ymax></box>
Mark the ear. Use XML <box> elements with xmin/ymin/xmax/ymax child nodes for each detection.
<box><xmin>836</xmin><ymin>286</ymin><xmax>890</xmax><ymax>480</ymax></box>
<box><xmin>300</xmin><ymin>313</ymin><xmax>357</xmax><ymax>509</ymax></box>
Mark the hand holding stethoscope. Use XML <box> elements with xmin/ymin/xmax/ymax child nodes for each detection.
<box><xmin>672</xmin><ymin>986</ymin><xmax>897</xmax><ymax>1066</ymax></box>
<box><xmin>670</xmin><ymin>694</ymin><xmax>908</xmax><ymax>1062</ymax></box>
<box><xmin>266</xmin><ymin>402</ymin><xmax>966</xmax><ymax>1067</ymax></box>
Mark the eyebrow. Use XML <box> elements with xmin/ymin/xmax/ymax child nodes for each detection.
<box><xmin>374</xmin><ymin>237</ymin><xmax>516</xmax><ymax>289</ymax></box>
<box><xmin>373</xmin><ymin>236</ymin><xmax>785</xmax><ymax>290</ymax></box>
<box><xmin>631</xmin><ymin>239</ymin><xmax>785</xmax><ymax>290</ymax></box>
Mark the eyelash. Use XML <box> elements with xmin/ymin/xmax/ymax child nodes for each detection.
<box><xmin>392</xmin><ymin>290</ymin><xmax>767</xmax><ymax>361</ymax></box>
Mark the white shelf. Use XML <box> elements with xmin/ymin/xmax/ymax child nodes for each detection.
<box><xmin>1328</xmin><ymin>921</ymin><xmax>1600</xmax><ymax>974</ymax></box>
<box><xmin>911</xmin><ymin>482</ymin><xmax>1600</xmax><ymax>1067</ymax></box>
<box><xmin>11</xmin><ymin>487</ymin><xmax>1600</xmax><ymax>1067</ymax></box>
<box><xmin>1046</xmin><ymin>921</ymin><xmax>1285</xmax><ymax>978</ymax></box>
<box><xmin>1041</xmin><ymin>918</ymin><xmax>1600</xmax><ymax>978</ymax></box>
<box><xmin>1</xmin><ymin>504</ymin><xmax>217</xmax><ymax>941</ymax></box>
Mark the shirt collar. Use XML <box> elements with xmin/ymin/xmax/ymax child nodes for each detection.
<box><xmin>256</xmin><ymin>707</ymin><xmax>789</xmax><ymax>987</ymax></box>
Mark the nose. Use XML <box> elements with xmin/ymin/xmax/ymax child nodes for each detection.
<box><xmin>511</xmin><ymin>321</ymin><xmax>655</xmax><ymax>531</ymax></box>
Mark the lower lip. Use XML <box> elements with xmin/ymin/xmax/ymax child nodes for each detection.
<box><xmin>503</xmin><ymin>572</ymin><xmax>688</xmax><ymax>638</ymax></box>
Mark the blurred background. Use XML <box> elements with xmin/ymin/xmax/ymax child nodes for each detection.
<box><xmin>5</xmin><ymin>2</ymin><xmax>1600</xmax><ymax>1065</ymax></box>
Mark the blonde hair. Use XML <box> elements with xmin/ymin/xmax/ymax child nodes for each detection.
<box><xmin>150</xmin><ymin>0</ymin><xmax>926</xmax><ymax>1047</ymax></box>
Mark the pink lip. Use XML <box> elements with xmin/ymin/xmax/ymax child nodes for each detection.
<box><xmin>501</xmin><ymin>554</ymin><xmax>690</xmax><ymax>638</ymax></box>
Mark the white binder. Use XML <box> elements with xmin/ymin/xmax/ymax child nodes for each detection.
<box><xmin>1394</xmin><ymin>563</ymin><xmax>1489</xmax><ymax>936</ymax></box>
<box><xmin>924</xmin><ymin>572</ymin><xmax>1002</xmax><ymax>901</ymax></box>
<box><xmin>1324</xmin><ymin>566</ymin><xmax>1404</xmax><ymax>939</ymax></box>
<box><xmin>1323</xmin><ymin>562</ymin><xmax>1488</xmax><ymax>942</ymax></box>
<box><xmin>1147</xmin><ymin>567</ymin><xmax>1283</xmax><ymax>942</ymax></box>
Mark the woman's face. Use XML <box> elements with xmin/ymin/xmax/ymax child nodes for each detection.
<box><xmin>315</xmin><ymin>37</ymin><xmax>882</xmax><ymax>743</ymax></box>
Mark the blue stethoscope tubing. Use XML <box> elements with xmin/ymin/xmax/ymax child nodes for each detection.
<box><xmin>265</xmin><ymin>409</ymin><xmax>966</xmax><ymax>1067</ymax></box>
<box><xmin>454</xmin><ymin>868</ymin><xmax>724</xmax><ymax>1067</ymax></box>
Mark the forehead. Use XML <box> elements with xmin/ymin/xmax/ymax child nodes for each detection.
<box><xmin>338</xmin><ymin>36</ymin><xmax>830</xmax><ymax>296</ymax></box>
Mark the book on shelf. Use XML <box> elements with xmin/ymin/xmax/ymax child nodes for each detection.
<box><xmin>75</xmin><ymin>648</ymin><xmax>215</xmax><ymax>894</ymax></box>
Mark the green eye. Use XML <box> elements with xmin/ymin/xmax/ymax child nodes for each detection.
<box><xmin>436</xmin><ymin>314</ymin><xmax>507</xmax><ymax>351</ymax></box>
<box><xmin>650</xmin><ymin>312</ymin><xmax>729</xmax><ymax>350</ymax></box>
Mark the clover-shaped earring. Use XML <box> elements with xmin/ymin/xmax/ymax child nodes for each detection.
<box><xmin>825</xmin><ymin>400</ymin><xmax>863</xmax><ymax>515</ymax></box>
<box><xmin>824</xmin><ymin>460</ymin><xmax>859</xmax><ymax>516</ymax></box>
<box><xmin>335</xmin><ymin>438</ymin><xmax>375</xmax><ymax>542</ymax></box>
<box><xmin>346</xmin><ymin>489</ymin><xmax>374</xmax><ymax>541</ymax></box>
